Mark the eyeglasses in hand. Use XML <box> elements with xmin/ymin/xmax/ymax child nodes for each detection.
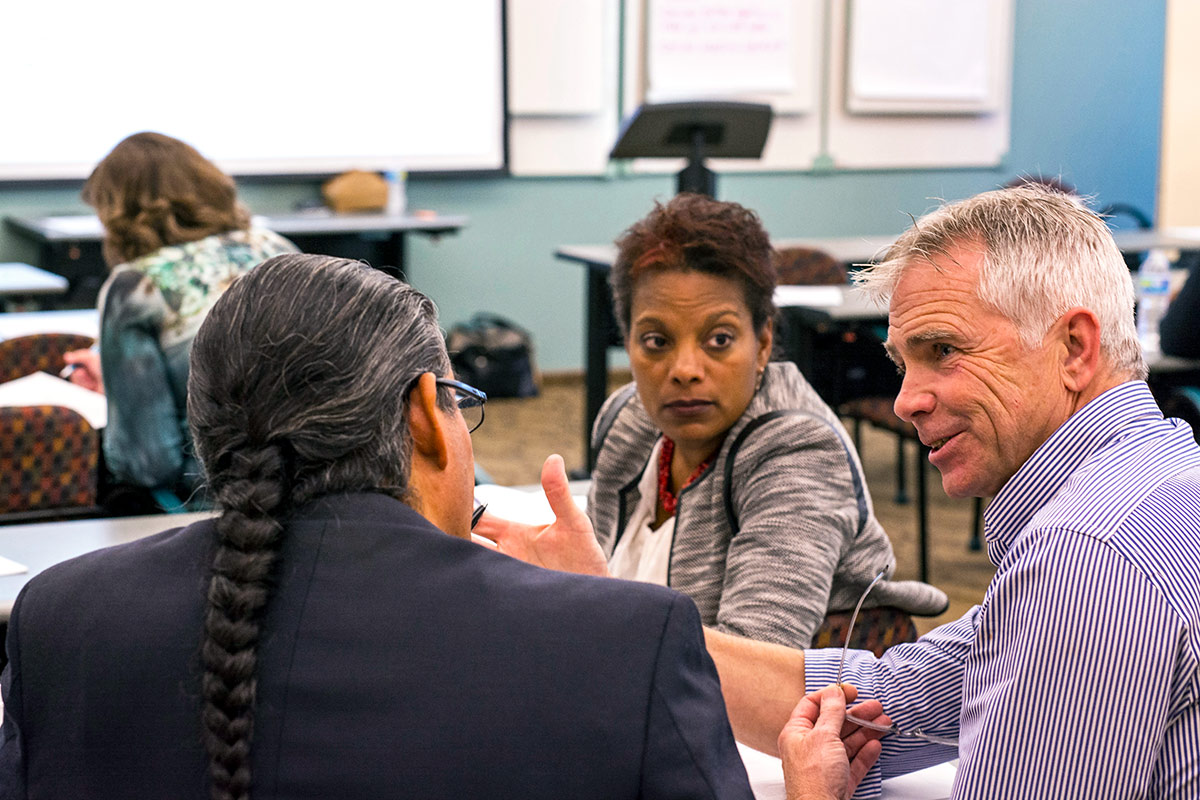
<box><xmin>837</xmin><ymin>566</ymin><xmax>959</xmax><ymax>748</ymax></box>
<box><xmin>436</xmin><ymin>378</ymin><xmax>487</xmax><ymax>434</ymax></box>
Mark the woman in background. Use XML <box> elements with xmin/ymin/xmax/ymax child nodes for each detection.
<box><xmin>478</xmin><ymin>194</ymin><xmax>945</xmax><ymax>649</ymax></box>
<box><xmin>64</xmin><ymin>132</ymin><xmax>296</xmax><ymax>509</ymax></box>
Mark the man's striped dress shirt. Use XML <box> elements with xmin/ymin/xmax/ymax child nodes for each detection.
<box><xmin>807</xmin><ymin>381</ymin><xmax>1200</xmax><ymax>798</ymax></box>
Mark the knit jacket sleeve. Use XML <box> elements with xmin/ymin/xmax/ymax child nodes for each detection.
<box><xmin>715</xmin><ymin>409</ymin><xmax>870</xmax><ymax>647</ymax></box>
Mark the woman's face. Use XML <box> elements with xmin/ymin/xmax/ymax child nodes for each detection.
<box><xmin>628</xmin><ymin>269</ymin><xmax>772</xmax><ymax>465</ymax></box>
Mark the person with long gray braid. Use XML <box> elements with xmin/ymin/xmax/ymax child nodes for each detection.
<box><xmin>0</xmin><ymin>253</ymin><xmax>783</xmax><ymax>799</ymax></box>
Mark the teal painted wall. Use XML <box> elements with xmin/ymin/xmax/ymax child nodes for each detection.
<box><xmin>0</xmin><ymin>0</ymin><xmax>1164</xmax><ymax>370</ymax></box>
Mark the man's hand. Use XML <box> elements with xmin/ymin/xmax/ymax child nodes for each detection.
<box><xmin>779</xmin><ymin>684</ymin><xmax>886</xmax><ymax>800</ymax></box>
<box><xmin>472</xmin><ymin>454</ymin><xmax>609</xmax><ymax>577</ymax></box>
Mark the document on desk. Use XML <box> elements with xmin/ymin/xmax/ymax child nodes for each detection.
<box><xmin>0</xmin><ymin>371</ymin><xmax>108</xmax><ymax>429</ymax></box>
<box><xmin>0</xmin><ymin>555</ymin><xmax>28</xmax><ymax>576</ymax></box>
<box><xmin>738</xmin><ymin>742</ymin><xmax>955</xmax><ymax>799</ymax></box>
<box><xmin>773</xmin><ymin>285</ymin><xmax>845</xmax><ymax>308</ymax></box>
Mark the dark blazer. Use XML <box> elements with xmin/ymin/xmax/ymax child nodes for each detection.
<box><xmin>0</xmin><ymin>493</ymin><xmax>751</xmax><ymax>799</ymax></box>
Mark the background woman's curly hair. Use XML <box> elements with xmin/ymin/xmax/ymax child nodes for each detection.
<box><xmin>83</xmin><ymin>131</ymin><xmax>250</xmax><ymax>267</ymax></box>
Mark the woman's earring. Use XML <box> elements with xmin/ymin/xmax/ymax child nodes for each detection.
<box><xmin>755</xmin><ymin>369</ymin><xmax>764</xmax><ymax>391</ymax></box>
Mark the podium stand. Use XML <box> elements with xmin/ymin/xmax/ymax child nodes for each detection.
<box><xmin>610</xmin><ymin>101</ymin><xmax>773</xmax><ymax>197</ymax></box>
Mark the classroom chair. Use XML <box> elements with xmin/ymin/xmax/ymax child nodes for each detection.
<box><xmin>0</xmin><ymin>404</ymin><xmax>102</xmax><ymax>523</ymax></box>
<box><xmin>773</xmin><ymin>245</ymin><xmax>848</xmax><ymax>286</ymax></box>
<box><xmin>0</xmin><ymin>333</ymin><xmax>96</xmax><ymax>384</ymax></box>
<box><xmin>1163</xmin><ymin>387</ymin><xmax>1200</xmax><ymax>444</ymax></box>
<box><xmin>812</xmin><ymin>605</ymin><xmax>918</xmax><ymax>658</ymax></box>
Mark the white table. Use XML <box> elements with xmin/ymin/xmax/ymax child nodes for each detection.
<box><xmin>0</xmin><ymin>308</ymin><xmax>99</xmax><ymax>341</ymax></box>
<box><xmin>0</xmin><ymin>263</ymin><xmax>68</xmax><ymax>297</ymax></box>
<box><xmin>740</xmin><ymin>742</ymin><xmax>956</xmax><ymax>799</ymax></box>
<box><xmin>0</xmin><ymin>511</ymin><xmax>213</xmax><ymax>620</ymax></box>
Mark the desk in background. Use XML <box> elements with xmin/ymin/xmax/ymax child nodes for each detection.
<box><xmin>4</xmin><ymin>211</ymin><xmax>468</xmax><ymax>307</ymax></box>
<box><xmin>558</xmin><ymin>229</ymin><xmax>1200</xmax><ymax>470</ymax></box>
<box><xmin>0</xmin><ymin>263</ymin><xmax>69</xmax><ymax>300</ymax></box>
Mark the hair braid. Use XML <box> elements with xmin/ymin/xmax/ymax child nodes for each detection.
<box><xmin>200</xmin><ymin>444</ymin><xmax>289</xmax><ymax>800</ymax></box>
<box><xmin>188</xmin><ymin>254</ymin><xmax>455</xmax><ymax>797</ymax></box>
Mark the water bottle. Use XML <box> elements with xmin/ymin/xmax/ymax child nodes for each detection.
<box><xmin>1136</xmin><ymin>248</ymin><xmax>1171</xmax><ymax>355</ymax></box>
<box><xmin>383</xmin><ymin>169</ymin><xmax>407</xmax><ymax>216</ymax></box>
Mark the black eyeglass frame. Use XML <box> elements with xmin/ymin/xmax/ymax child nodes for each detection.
<box><xmin>434</xmin><ymin>377</ymin><xmax>487</xmax><ymax>433</ymax></box>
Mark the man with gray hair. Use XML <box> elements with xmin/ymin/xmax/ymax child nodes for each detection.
<box><xmin>706</xmin><ymin>184</ymin><xmax>1200</xmax><ymax>798</ymax></box>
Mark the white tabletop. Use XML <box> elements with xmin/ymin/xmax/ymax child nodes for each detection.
<box><xmin>0</xmin><ymin>511</ymin><xmax>213</xmax><ymax>619</ymax></box>
<box><xmin>557</xmin><ymin>236</ymin><xmax>895</xmax><ymax>269</ymax></box>
<box><xmin>0</xmin><ymin>308</ymin><xmax>99</xmax><ymax>341</ymax></box>
<box><xmin>559</xmin><ymin>228</ymin><xmax>1200</xmax><ymax>272</ymax></box>
<box><xmin>740</xmin><ymin>742</ymin><xmax>956</xmax><ymax>799</ymax></box>
<box><xmin>20</xmin><ymin>211</ymin><xmax>468</xmax><ymax>240</ymax></box>
<box><xmin>0</xmin><ymin>263</ymin><xmax>68</xmax><ymax>296</ymax></box>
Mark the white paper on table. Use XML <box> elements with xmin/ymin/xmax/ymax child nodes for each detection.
<box><xmin>472</xmin><ymin>483</ymin><xmax>587</xmax><ymax>526</ymax></box>
<box><xmin>0</xmin><ymin>371</ymin><xmax>108</xmax><ymax>429</ymax></box>
<box><xmin>738</xmin><ymin>743</ymin><xmax>785</xmax><ymax>799</ymax></box>
<box><xmin>0</xmin><ymin>555</ymin><xmax>28</xmax><ymax>576</ymax></box>
<box><xmin>879</xmin><ymin>760</ymin><xmax>957</xmax><ymax>799</ymax></box>
<box><xmin>737</xmin><ymin>742</ymin><xmax>956</xmax><ymax>799</ymax></box>
<box><xmin>773</xmin><ymin>285</ymin><xmax>844</xmax><ymax>308</ymax></box>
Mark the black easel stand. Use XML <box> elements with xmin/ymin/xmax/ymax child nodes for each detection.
<box><xmin>610</xmin><ymin>101</ymin><xmax>773</xmax><ymax>198</ymax></box>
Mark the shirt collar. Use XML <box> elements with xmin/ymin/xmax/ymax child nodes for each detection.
<box><xmin>983</xmin><ymin>381</ymin><xmax>1163</xmax><ymax>564</ymax></box>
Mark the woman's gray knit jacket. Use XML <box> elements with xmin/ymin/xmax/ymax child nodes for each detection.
<box><xmin>587</xmin><ymin>361</ymin><xmax>948</xmax><ymax>648</ymax></box>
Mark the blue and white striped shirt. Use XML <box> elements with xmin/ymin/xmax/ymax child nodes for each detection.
<box><xmin>807</xmin><ymin>381</ymin><xmax>1200</xmax><ymax>798</ymax></box>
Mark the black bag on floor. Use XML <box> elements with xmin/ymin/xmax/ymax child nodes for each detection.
<box><xmin>446</xmin><ymin>313</ymin><xmax>539</xmax><ymax>398</ymax></box>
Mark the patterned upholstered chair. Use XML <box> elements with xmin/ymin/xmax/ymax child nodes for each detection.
<box><xmin>773</xmin><ymin>246</ymin><xmax>848</xmax><ymax>287</ymax></box>
<box><xmin>812</xmin><ymin>606</ymin><xmax>919</xmax><ymax>658</ymax></box>
<box><xmin>0</xmin><ymin>405</ymin><xmax>102</xmax><ymax>523</ymax></box>
<box><xmin>0</xmin><ymin>333</ymin><xmax>96</xmax><ymax>384</ymax></box>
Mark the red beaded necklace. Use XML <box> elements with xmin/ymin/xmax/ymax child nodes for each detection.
<box><xmin>657</xmin><ymin>437</ymin><xmax>715</xmax><ymax>517</ymax></box>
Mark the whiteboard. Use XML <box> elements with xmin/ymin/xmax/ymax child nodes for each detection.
<box><xmin>623</xmin><ymin>0</ymin><xmax>823</xmax><ymax>173</ymax></box>
<box><xmin>507</xmin><ymin>0</ymin><xmax>620</xmax><ymax>175</ymax></box>
<box><xmin>646</xmin><ymin>0</ymin><xmax>804</xmax><ymax>109</ymax></box>
<box><xmin>509</xmin><ymin>0</ymin><xmax>606</xmax><ymax>115</ymax></box>
<box><xmin>827</xmin><ymin>0</ymin><xmax>1013</xmax><ymax>168</ymax></box>
<box><xmin>0</xmin><ymin>0</ymin><xmax>505</xmax><ymax>180</ymax></box>
<box><xmin>847</xmin><ymin>0</ymin><xmax>998</xmax><ymax>114</ymax></box>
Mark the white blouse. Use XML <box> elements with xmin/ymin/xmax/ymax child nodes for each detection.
<box><xmin>608</xmin><ymin>439</ymin><xmax>675</xmax><ymax>586</ymax></box>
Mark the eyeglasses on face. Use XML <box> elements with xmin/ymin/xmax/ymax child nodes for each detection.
<box><xmin>436</xmin><ymin>377</ymin><xmax>487</xmax><ymax>433</ymax></box>
<box><xmin>837</xmin><ymin>566</ymin><xmax>959</xmax><ymax>748</ymax></box>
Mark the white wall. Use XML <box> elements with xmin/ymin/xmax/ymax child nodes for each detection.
<box><xmin>1159</xmin><ymin>0</ymin><xmax>1200</xmax><ymax>225</ymax></box>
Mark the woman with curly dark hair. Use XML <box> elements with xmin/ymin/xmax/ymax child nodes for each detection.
<box><xmin>478</xmin><ymin>194</ymin><xmax>945</xmax><ymax>650</ymax></box>
<box><xmin>64</xmin><ymin>132</ymin><xmax>296</xmax><ymax>509</ymax></box>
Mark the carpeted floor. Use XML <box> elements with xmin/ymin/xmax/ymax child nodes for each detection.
<box><xmin>471</xmin><ymin>373</ymin><xmax>995</xmax><ymax>635</ymax></box>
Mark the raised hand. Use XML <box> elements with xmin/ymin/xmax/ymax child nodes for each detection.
<box><xmin>472</xmin><ymin>454</ymin><xmax>609</xmax><ymax>577</ymax></box>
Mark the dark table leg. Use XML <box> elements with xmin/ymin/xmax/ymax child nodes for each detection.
<box><xmin>584</xmin><ymin>267</ymin><xmax>610</xmax><ymax>472</ymax></box>
<box><xmin>387</xmin><ymin>231</ymin><xmax>407</xmax><ymax>282</ymax></box>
